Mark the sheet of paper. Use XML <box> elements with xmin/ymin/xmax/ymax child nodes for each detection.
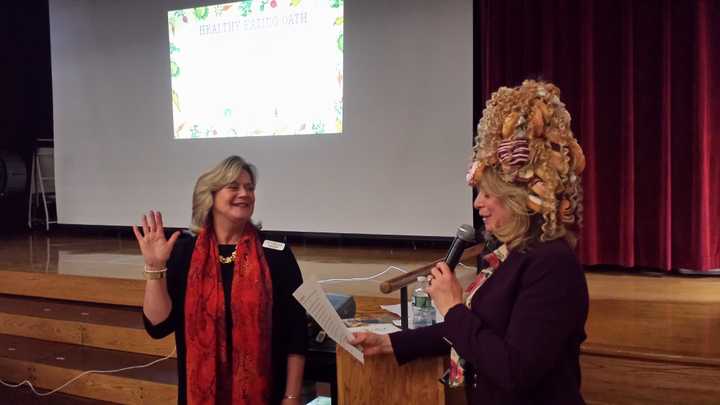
<box><xmin>380</xmin><ymin>303</ymin><xmax>445</xmax><ymax>323</ymax></box>
<box><xmin>347</xmin><ymin>323</ymin><xmax>401</xmax><ymax>335</ymax></box>
<box><xmin>293</xmin><ymin>279</ymin><xmax>364</xmax><ymax>363</ymax></box>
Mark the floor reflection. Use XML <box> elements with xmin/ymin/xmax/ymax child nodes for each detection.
<box><xmin>0</xmin><ymin>232</ymin><xmax>469</xmax><ymax>298</ymax></box>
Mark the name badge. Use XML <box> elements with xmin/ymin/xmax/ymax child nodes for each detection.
<box><xmin>262</xmin><ymin>240</ymin><xmax>286</xmax><ymax>251</ymax></box>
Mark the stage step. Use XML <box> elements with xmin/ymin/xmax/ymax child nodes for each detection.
<box><xmin>0</xmin><ymin>334</ymin><xmax>177</xmax><ymax>404</ymax></box>
<box><xmin>0</xmin><ymin>294</ymin><xmax>178</xmax><ymax>403</ymax></box>
<box><xmin>0</xmin><ymin>383</ymin><xmax>118</xmax><ymax>404</ymax></box>
<box><xmin>0</xmin><ymin>271</ymin><xmax>144</xmax><ymax>306</ymax></box>
<box><xmin>0</xmin><ymin>294</ymin><xmax>174</xmax><ymax>357</ymax></box>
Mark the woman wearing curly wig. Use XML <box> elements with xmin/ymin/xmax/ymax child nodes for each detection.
<box><xmin>351</xmin><ymin>80</ymin><xmax>589</xmax><ymax>404</ymax></box>
<box><xmin>134</xmin><ymin>156</ymin><xmax>306</xmax><ymax>405</ymax></box>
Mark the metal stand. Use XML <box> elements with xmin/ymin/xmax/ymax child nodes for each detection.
<box><xmin>400</xmin><ymin>286</ymin><xmax>409</xmax><ymax>330</ymax></box>
<box><xmin>27</xmin><ymin>139</ymin><xmax>56</xmax><ymax>231</ymax></box>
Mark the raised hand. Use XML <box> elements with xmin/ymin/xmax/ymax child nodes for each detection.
<box><xmin>132</xmin><ymin>211</ymin><xmax>180</xmax><ymax>269</ymax></box>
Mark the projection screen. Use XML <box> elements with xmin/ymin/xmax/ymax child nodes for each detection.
<box><xmin>50</xmin><ymin>0</ymin><xmax>473</xmax><ymax>237</ymax></box>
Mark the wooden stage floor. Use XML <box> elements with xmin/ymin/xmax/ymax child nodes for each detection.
<box><xmin>1</xmin><ymin>231</ymin><xmax>719</xmax><ymax>404</ymax></box>
<box><xmin>3</xmin><ymin>231</ymin><xmax>720</xmax><ymax>300</ymax></box>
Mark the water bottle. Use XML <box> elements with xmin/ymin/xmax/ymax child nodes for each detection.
<box><xmin>412</xmin><ymin>276</ymin><xmax>436</xmax><ymax>328</ymax></box>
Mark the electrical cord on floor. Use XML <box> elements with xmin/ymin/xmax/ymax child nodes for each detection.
<box><xmin>317</xmin><ymin>261</ymin><xmax>477</xmax><ymax>284</ymax></box>
<box><xmin>318</xmin><ymin>265</ymin><xmax>409</xmax><ymax>283</ymax></box>
<box><xmin>0</xmin><ymin>347</ymin><xmax>176</xmax><ymax>396</ymax></box>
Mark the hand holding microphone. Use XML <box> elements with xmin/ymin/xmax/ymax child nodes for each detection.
<box><xmin>426</xmin><ymin>265</ymin><xmax>467</xmax><ymax>318</ymax></box>
<box><xmin>426</xmin><ymin>225</ymin><xmax>475</xmax><ymax>316</ymax></box>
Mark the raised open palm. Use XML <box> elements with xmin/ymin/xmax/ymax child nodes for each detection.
<box><xmin>132</xmin><ymin>211</ymin><xmax>180</xmax><ymax>269</ymax></box>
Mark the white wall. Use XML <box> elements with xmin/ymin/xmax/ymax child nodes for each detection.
<box><xmin>50</xmin><ymin>0</ymin><xmax>473</xmax><ymax>237</ymax></box>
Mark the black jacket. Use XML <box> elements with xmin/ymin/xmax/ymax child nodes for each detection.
<box><xmin>390</xmin><ymin>239</ymin><xmax>588</xmax><ymax>404</ymax></box>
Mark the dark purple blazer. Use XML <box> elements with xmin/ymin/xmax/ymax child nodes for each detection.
<box><xmin>390</xmin><ymin>239</ymin><xmax>588</xmax><ymax>405</ymax></box>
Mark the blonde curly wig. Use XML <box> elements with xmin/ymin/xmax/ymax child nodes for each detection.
<box><xmin>467</xmin><ymin>80</ymin><xmax>585</xmax><ymax>249</ymax></box>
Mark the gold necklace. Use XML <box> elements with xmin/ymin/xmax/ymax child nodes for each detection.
<box><xmin>218</xmin><ymin>250</ymin><xmax>237</xmax><ymax>264</ymax></box>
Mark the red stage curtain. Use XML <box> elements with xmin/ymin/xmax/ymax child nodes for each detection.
<box><xmin>478</xmin><ymin>0</ymin><xmax>720</xmax><ymax>271</ymax></box>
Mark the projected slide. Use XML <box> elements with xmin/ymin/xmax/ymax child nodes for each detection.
<box><xmin>168</xmin><ymin>0</ymin><xmax>344</xmax><ymax>139</ymax></box>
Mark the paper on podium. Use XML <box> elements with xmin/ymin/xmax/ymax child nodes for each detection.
<box><xmin>347</xmin><ymin>323</ymin><xmax>401</xmax><ymax>335</ymax></box>
<box><xmin>293</xmin><ymin>279</ymin><xmax>364</xmax><ymax>363</ymax></box>
<box><xmin>381</xmin><ymin>303</ymin><xmax>444</xmax><ymax>329</ymax></box>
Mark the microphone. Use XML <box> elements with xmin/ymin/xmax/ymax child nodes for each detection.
<box><xmin>379</xmin><ymin>225</ymin><xmax>483</xmax><ymax>294</ymax></box>
<box><xmin>443</xmin><ymin>224</ymin><xmax>477</xmax><ymax>271</ymax></box>
<box><xmin>381</xmin><ymin>225</ymin><xmax>479</xmax><ymax>330</ymax></box>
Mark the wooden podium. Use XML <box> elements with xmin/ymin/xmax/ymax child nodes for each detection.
<box><xmin>336</xmin><ymin>346</ymin><xmax>466</xmax><ymax>405</ymax></box>
<box><xmin>334</xmin><ymin>295</ymin><xmax>467</xmax><ymax>404</ymax></box>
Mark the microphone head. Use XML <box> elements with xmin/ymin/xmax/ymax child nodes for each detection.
<box><xmin>456</xmin><ymin>224</ymin><xmax>476</xmax><ymax>243</ymax></box>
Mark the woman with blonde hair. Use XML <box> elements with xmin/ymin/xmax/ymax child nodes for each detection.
<box><xmin>134</xmin><ymin>155</ymin><xmax>306</xmax><ymax>405</ymax></box>
<box><xmin>351</xmin><ymin>80</ymin><xmax>589</xmax><ymax>404</ymax></box>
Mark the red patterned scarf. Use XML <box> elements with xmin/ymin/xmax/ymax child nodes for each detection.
<box><xmin>185</xmin><ymin>225</ymin><xmax>273</xmax><ymax>404</ymax></box>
